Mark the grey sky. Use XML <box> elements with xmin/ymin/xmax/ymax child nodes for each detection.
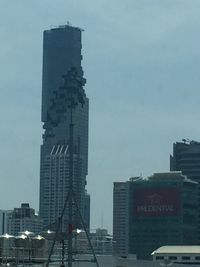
<box><xmin>0</xmin><ymin>0</ymin><xmax>200</xmax><ymax>232</ymax></box>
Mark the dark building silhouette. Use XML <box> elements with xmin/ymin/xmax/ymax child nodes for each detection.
<box><xmin>113</xmin><ymin>173</ymin><xmax>198</xmax><ymax>259</ymax></box>
<box><xmin>0</xmin><ymin>210</ymin><xmax>12</xmax><ymax>235</ymax></box>
<box><xmin>170</xmin><ymin>139</ymin><xmax>200</xmax><ymax>182</ymax></box>
<box><xmin>170</xmin><ymin>139</ymin><xmax>200</xmax><ymax>242</ymax></box>
<box><xmin>39</xmin><ymin>25</ymin><xmax>90</xmax><ymax>230</ymax></box>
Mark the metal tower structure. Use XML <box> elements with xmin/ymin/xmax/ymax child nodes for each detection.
<box><xmin>46</xmin><ymin>68</ymin><xmax>99</xmax><ymax>267</ymax></box>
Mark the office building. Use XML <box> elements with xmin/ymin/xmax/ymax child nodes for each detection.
<box><xmin>170</xmin><ymin>139</ymin><xmax>200</xmax><ymax>182</ymax></box>
<box><xmin>113</xmin><ymin>172</ymin><xmax>198</xmax><ymax>259</ymax></box>
<box><xmin>0</xmin><ymin>210</ymin><xmax>12</xmax><ymax>235</ymax></box>
<box><xmin>113</xmin><ymin>182</ymin><xmax>129</xmax><ymax>256</ymax></box>
<box><xmin>170</xmin><ymin>139</ymin><xmax>200</xmax><ymax>242</ymax></box>
<box><xmin>7</xmin><ymin>203</ymin><xmax>43</xmax><ymax>236</ymax></box>
<box><xmin>39</xmin><ymin>25</ymin><xmax>89</xmax><ymax>230</ymax></box>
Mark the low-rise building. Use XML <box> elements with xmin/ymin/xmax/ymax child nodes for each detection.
<box><xmin>152</xmin><ymin>246</ymin><xmax>200</xmax><ymax>265</ymax></box>
<box><xmin>74</xmin><ymin>228</ymin><xmax>113</xmax><ymax>255</ymax></box>
<box><xmin>7</xmin><ymin>203</ymin><xmax>43</xmax><ymax>236</ymax></box>
<box><xmin>90</xmin><ymin>229</ymin><xmax>113</xmax><ymax>255</ymax></box>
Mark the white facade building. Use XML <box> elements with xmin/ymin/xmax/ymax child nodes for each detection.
<box><xmin>7</xmin><ymin>203</ymin><xmax>43</xmax><ymax>236</ymax></box>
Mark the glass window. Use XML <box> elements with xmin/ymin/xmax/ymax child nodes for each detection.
<box><xmin>169</xmin><ymin>256</ymin><xmax>177</xmax><ymax>260</ymax></box>
<box><xmin>156</xmin><ymin>256</ymin><xmax>164</xmax><ymax>260</ymax></box>
<box><xmin>182</xmin><ymin>256</ymin><xmax>190</xmax><ymax>260</ymax></box>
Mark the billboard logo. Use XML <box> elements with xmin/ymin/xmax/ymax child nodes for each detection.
<box><xmin>147</xmin><ymin>194</ymin><xmax>162</xmax><ymax>204</ymax></box>
<box><xmin>134</xmin><ymin>188</ymin><xmax>180</xmax><ymax>217</ymax></box>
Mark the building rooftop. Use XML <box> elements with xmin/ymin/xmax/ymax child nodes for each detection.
<box><xmin>149</xmin><ymin>172</ymin><xmax>198</xmax><ymax>184</ymax></box>
<box><xmin>152</xmin><ymin>246</ymin><xmax>200</xmax><ymax>255</ymax></box>
<box><xmin>49</xmin><ymin>23</ymin><xmax>84</xmax><ymax>32</ymax></box>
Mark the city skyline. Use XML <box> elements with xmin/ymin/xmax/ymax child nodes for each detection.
<box><xmin>0</xmin><ymin>1</ymin><xmax>200</xmax><ymax>232</ymax></box>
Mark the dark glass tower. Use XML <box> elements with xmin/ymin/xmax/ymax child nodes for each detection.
<box><xmin>39</xmin><ymin>25</ymin><xmax>89</xmax><ymax>230</ymax></box>
<box><xmin>170</xmin><ymin>139</ymin><xmax>200</xmax><ymax>243</ymax></box>
<box><xmin>170</xmin><ymin>140</ymin><xmax>200</xmax><ymax>181</ymax></box>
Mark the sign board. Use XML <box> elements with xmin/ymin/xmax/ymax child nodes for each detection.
<box><xmin>133</xmin><ymin>188</ymin><xmax>180</xmax><ymax>217</ymax></box>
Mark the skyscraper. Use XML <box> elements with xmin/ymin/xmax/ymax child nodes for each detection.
<box><xmin>170</xmin><ymin>139</ymin><xmax>200</xmax><ymax>182</ymax></box>
<box><xmin>39</xmin><ymin>25</ymin><xmax>89</xmax><ymax>230</ymax></box>
<box><xmin>170</xmin><ymin>139</ymin><xmax>200</xmax><ymax>243</ymax></box>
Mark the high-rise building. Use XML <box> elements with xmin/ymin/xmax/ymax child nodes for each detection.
<box><xmin>170</xmin><ymin>139</ymin><xmax>200</xmax><ymax>242</ymax></box>
<box><xmin>7</xmin><ymin>203</ymin><xmax>43</xmax><ymax>236</ymax></box>
<box><xmin>39</xmin><ymin>25</ymin><xmax>89</xmax><ymax>230</ymax></box>
<box><xmin>113</xmin><ymin>172</ymin><xmax>198</xmax><ymax>259</ymax></box>
<box><xmin>170</xmin><ymin>139</ymin><xmax>200</xmax><ymax>182</ymax></box>
<box><xmin>113</xmin><ymin>182</ymin><xmax>129</xmax><ymax>256</ymax></box>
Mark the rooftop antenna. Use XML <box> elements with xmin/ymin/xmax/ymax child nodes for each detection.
<box><xmin>101</xmin><ymin>212</ymin><xmax>104</xmax><ymax>229</ymax></box>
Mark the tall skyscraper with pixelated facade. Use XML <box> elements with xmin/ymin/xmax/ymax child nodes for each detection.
<box><xmin>39</xmin><ymin>25</ymin><xmax>89</xmax><ymax>231</ymax></box>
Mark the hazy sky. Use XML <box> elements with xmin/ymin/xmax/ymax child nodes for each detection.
<box><xmin>0</xmin><ymin>0</ymin><xmax>200</xmax><ymax>232</ymax></box>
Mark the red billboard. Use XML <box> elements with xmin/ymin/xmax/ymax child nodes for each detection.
<box><xmin>133</xmin><ymin>188</ymin><xmax>181</xmax><ymax>217</ymax></box>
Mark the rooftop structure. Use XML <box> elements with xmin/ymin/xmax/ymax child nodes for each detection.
<box><xmin>170</xmin><ymin>139</ymin><xmax>200</xmax><ymax>182</ymax></box>
<box><xmin>152</xmin><ymin>245</ymin><xmax>200</xmax><ymax>264</ymax></box>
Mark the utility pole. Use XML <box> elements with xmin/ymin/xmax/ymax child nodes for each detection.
<box><xmin>68</xmin><ymin>92</ymin><xmax>74</xmax><ymax>267</ymax></box>
<box><xmin>62</xmin><ymin>67</ymin><xmax>86</xmax><ymax>267</ymax></box>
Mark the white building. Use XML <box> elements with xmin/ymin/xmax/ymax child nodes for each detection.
<box><xmin>152</xmin><ymin>246</ymin><xmax>200</xmax><ymax>265</ymax></box>
<box><xmin>7</xmin><ymin>203</ymin><xmax>43</xmax><ymax>236</ymax></box>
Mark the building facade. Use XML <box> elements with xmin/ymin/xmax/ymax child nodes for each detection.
<box><xmin>0</xmin><ymin>210</ymin><xmax>12</xmax><ymax>235</ymax></box>
<box><xmin>170</xmin><ymin>139</ymin><xmax>200</xmax><ymax>242</ymax></box>
<box><xmin>170</xmin><ymin>140</ymin><xmax>200</xmax><ymax>182</ymax></box>
<box><xmin>90</xmin><ymin>229</ymin><xmax>113</xmax><ymax>255</ymax></box>
<box><xmin>113</xmin><ymin>182</ymin><xmax>129</xmax><ymax>256</ymax></box>
<box><xmin>113</xmin><ymin>173</ymin><xmax>198</xmax><ymax>259</ymax></box>
<box><xmin>39</xmin><ymin>25</ymin><xmax>90</xmax><ymax>230</ymax></box>
<box><xmin>73</xmin><ymin>228</ymin><xmax>113</xmax><ymax>255</ymax></box>
<box><xmin>7</xmin><ymin>203</ymin><xmax>43</xmax><ymax>236</ymax></box>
